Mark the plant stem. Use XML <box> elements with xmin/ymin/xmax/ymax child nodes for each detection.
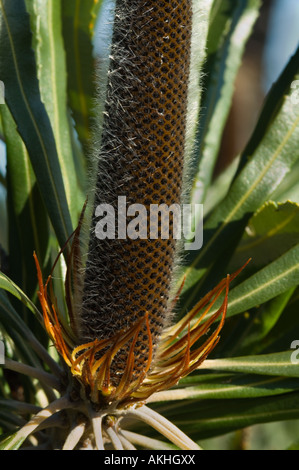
<box><xmin>0</xmin><ymin>398</ymin><xmax>41</xmax><ymax>415</ymax></box>
<box><xmin>89</xmin><ymin>408</ymin><xmax>105</xmax><ymax>450</ymax></box>
<box><xmin>118</xmin><ymin>431</ymin><xmax>136</xmax><ymax>450</ymax></box>
<box><xmin>6</xmin><ymin>395</ymin><xmax>73</xmax><ymax>449</ymax></box>
<box><xmin>63</xmin><ymin>421</ymin><xmax>86</xmax><ymax>450</ymax></box>
<box><xmin>147</xmin><ymin>389</ymin><xmax>195</xmax><ymax>403</ymax></box>
<box><xmin>25</xmin><ymin>331</ymin><xmax>64</xmax><ymax>378</ymax></box>
<box><xmin>106</xmin><ymin>425</ymin><xmax>124</xmax><ymax>450</ymax></box>
<box><xmin>4</xmin><ymin>358</ymin><xmax>61</xmax><ymax>391</ymax></box>
<box><xmin>125</xmin><ymin>405</ymin><xmax>202</xmax><ymax>451</ymax></box>
<box><xmin>120</xmin><ymin>430</ymin><xmax>175</xmax><ymax>450</ymax></box>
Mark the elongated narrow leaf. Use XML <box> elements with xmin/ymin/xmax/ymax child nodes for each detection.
<box><xmin>1</xmin><ymin>105</ymin><xmax>50</xmax><ymax>302</ymax></box>
<box><xmin>0</xmin><ymin>410</ymin><xmax>25</xmax><ymax>430</ymax></box>
<box><xmin>135</xmin><ymin>389</ymin><xmax>299</xmax><ymax>443</ymax></box>
<box><xmin>25</xmin><ymin>0</ymin><xmax>79</xmax><ymax>225</ymax></box>
<box><xmin>0</xmin><ymin>290</ymin><xmax>61</xmax><ymax>379</ymax></box>
<box><xmin>190</xmin><ymin>0</ymin><xmax>261</xmax><ymax>205</ymax></box>
<box><xmin>212</xmin><ymin>202</ymin><xmax>299</xmax><ymax>356</ymax></box>
<box><xmin>157</xmin><ymin>391</ymin><xmax>299</xmax><ymax>441</ymax></box>
<box><xmin>0</xmin><ymin>270</ymin><xmax>43</xmax><ymax>323</ymax></box>
<box><xmin>220</xmin><ymin>287</ymin><xmax>296</xmax><ymax>358</ymax></box>
<box><xmin>204</xmin><ymin>242</ymin><xmax>299</xmax><ymax>321</ymax></box>
<box><xmin>61</xmin><ymin>0</ymin><xmax>103</xmax><ymax>159</ymax></box>
<box><xmin>179</xmin><ymin>47</ymin><xmax>299</xmax><ymax>311</ymax></box>
<box><xmin>0</xmin><ymin>399</ymin><xmax>41</xmax><ymax>415</ymax></box>
<box><xmin>271</xmin><ymin>158</ymin><xmax>299</xmax><ymax>204</ymax></box>
<box><xmin>0</xmin><ymin>432</ymin><xmax>26</xmax><ymax>450</ymax></box>
<box><xmin>288</xmin><ymin>440</ymin><xmax>299</xmax><ymax>450</ymax></box>
<box><xmin>0</xmin><ymin>291</ymin><xmax>43</xmax><ymax>351</ymax></box>
<box><xmin>0</xmin><ymin>0</ymin><xmax>73</xmax><ymax>251</ymax></box>
<box><xmin>0</xmin><ymin>291</ymin><xmax>49</xmax><ymax>370</ymax></box>
<box><xmin>228</xmin><ymin>201</ymin><xmax>299</xmax><ymax>277</ymax></box>
<box><xmin>258</xmin><ymin>290</ymin><xmax>299</xmax><ymax>355</ymax></box>
<box><xmin>151</xmin><ymin>372</ymin><xmax>299</xmax><ymax>402</ymax></box>
<box><xmin>201</xmin><ymin>350</ymin><xmax>299</xmax><ymax>377</ymax></box>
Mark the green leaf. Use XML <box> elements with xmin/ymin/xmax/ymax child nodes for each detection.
<box><xmin>0</xmin><ymin>289</ymin><xmax>61</xmax><ymax>379</ymax></box>
<box><xmin>253</xmin><ymin>289</ymin><xmax>299</xmax><ymax>355</ymax></box>
<box><xmin>288</xmin><ymin>440</ymin><xmax>299</xmax><ymax>450</ymax></box>
<box><xmin>0</xmin><ymin>432</ymin><xmax>26</xmax><ymax>450</ymax></box>
<box><xmin>189</xmin><ymin>0</ymin><xmax>261</xmax><ymax>205</ymax></box>
<box><xmin>0</xmin><ymin>270</ymin><xmax>43</xmax><ymax>324</ymax></box>
<box><xmin>141</xmin><ymin>387</ymin><xmax>299</xmax><ymax>442</ymax></box>
<box><xmin>159</xmin><ymin>391</ymin><xmax>299</xmax><ymax>441</ymax></box>
<box><xmin>198</xmin><ymin>242</ymin><xmax>299</xmax><ymax>325</ymax></box>
<box><xmin>61</xmin><ymin>0</ymin><xmax>103</xmax><ymax>158</ymax></box>
<box><xmin>154</xmin><ymin>372</ymin><xmax>299</xmax><ymax>401</ymax></box>
<box><xmin>0</xmin><ymin>290</ymin><xmax>43</xmax><ymax>364</ymax></box>
<box><xmin>25</xmin><ymin>0</ymin><xmax>79</xmax><ymax>225</ymax></box>
<box><xmin>1</xmin><ymin>105</ymin><xmax>50</xmax><ymax>302</ymax></box>
<box><xmin>211</xmin><ymin>201</ymin><xmax>299</xmax><ymax>356</ymax></box>
<box><xmin>200</xmin><ymin>350</ymin><xmax>299</xmax><ymax>377</ymax></box>
<box><xmin>0</xmin><ymin>409</ymin><xmax>25</xmax><ymax>429</ymax></box>
<box><xmin>202</xmin><ymin>155</ymin><xmax>240</xmax><ymax>217</ymax></box>
<box><xmin>0</xmin><ymin>275</ymin><xmax>46</xmax><ymax>366</ymax></box>
<box><xmin>0</xmin><ymin>0</ymin><xmax>73</xmax><ymax>252</ymax></box>
<box><xmin>219</xmin><ymin>287</ymin><xmax>296</xmax><ymax>357</ymax></box>
<box><xmin>0</xmin><ymin>399</ymin><xmax>41</xmax><ymax>415</ymax></box>
<box><xmin>179</xmin><ymin>47</ymin><xmax>299</xmax><ymax>311</ymax></box>
<box><xmin>228</xmin><ymin>201</ymin><xmax>299</xmax><ymax>277</ymax></box>
<box><xmin>225</xmin><ymin>243</ymin><xmax>299</xmax><ymax>319</ymax></box>
<box><xmin>271</xmin><ymin>158</ymin><xmax>299</xmax><ymax>204</ymax></box>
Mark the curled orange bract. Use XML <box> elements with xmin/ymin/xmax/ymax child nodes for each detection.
<box><xmin>34</xmin><ymin>240</ymin><xmax>250</xmax><ymax>409</ymax></box>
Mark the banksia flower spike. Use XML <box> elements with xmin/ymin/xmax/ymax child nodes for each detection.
<box><xmin>79</xmin><ymin>0</ymin><xmax>194</xmax><ymax>402</ymax></box>
<box><xmin>4</xmin><ymin>0</ymin><xmax>249</xmax><ymax>450</ymax></box>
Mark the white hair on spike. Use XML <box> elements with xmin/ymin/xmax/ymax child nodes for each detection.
<box><xmin>73</xmin><ymin>0</ymin><xmax>209</xmax><ymax>386</ymax></box>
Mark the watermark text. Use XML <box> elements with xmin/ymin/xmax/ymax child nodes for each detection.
<box><xmin>0</xmin><ymin>340</ymin><xmax>4</xmax><ymax>365</ymax></box>
<box><xmin>0</xmin><ymin>80</ymin><xmax>4</xmax><ymax>104</ymax></box>
<box><xmin>94</xmin><ymin>197</ymin><xmax>203</xmax><ymax>250</ymax></box>
<box><xmin>290</xmin><ymin>340</ymin><xmax>299</xmax><ymax>364</ymax></box>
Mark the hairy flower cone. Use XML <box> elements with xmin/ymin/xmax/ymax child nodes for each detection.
<box><xmin>80</xmin><ymin>0</ymin><xmax>193</xmax><ymax>386</ymax></box>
